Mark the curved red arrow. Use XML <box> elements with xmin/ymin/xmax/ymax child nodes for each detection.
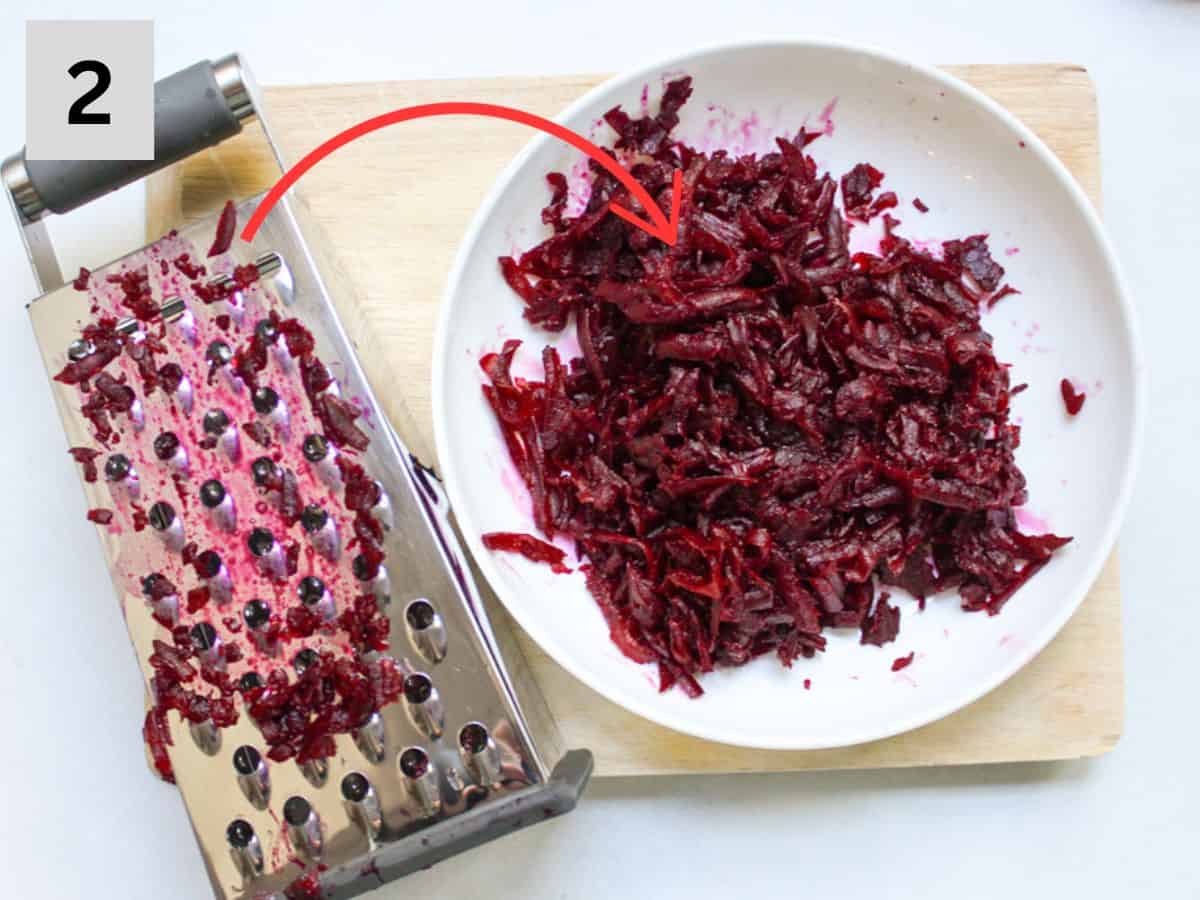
<box><xmin>240</xmin><ymin>102</ymin><xmax>682</xmax><ymax>246</ymax></box>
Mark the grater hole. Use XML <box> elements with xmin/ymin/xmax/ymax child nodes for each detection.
<box><xmin>67</xmin><ymin>338</ymin><xmax>94</xmax><ymax>361</ymax></box>
<box><xmin>232</xmin><ymin>745</ymin><xmax>261</xmax><ymax>776</ymax></box>
<box><xmin>226</xmin><ymin>819</ymin><xmax>255</xmax><ymax>849</ymax></box>
<box><xmin>298</xmin><ymin>576</ymin><xmax>325</xmax><ymax>606</ymax></box>
<box><xmin>239</xmin><ymin>671</ymin><xmax>264</xmax><ymax>692</ymax></box>
<box><xmin>199</xmin><ymin>479</ymin><xmax>226</xmax><ymax>508</ymax></box>
<box><xmin>250</xmin><ymin>456</ymin><xmax>278</xmax><ymax>487</ymax></box>
<box><xmin>202</xmin><ymin>408</ymin><xmax>230</xmax><ymax>436</ymax></box>
<box><xmin>459</xmin><ymin>722</ymin><xmax>489</xmax><ymax>755</ymax></box>
<box><xmin>341</xmin><ymin>772</ymin><xmax>370</xmax><ymax>803</ymax></box>
<box><xmin>399</xmin><ymin>747</ymin><xmax>430</xmax><ymax>779</ymax></box>
<box><xmin>255</xmin><ymin>317</ymin><xmax>279</xmax><ymax>343</ymax></box>
<box><xmin>405</xmin><ymin>599</ymin><xmax>435</xmax><ymax>631</ymax></box>
<box><xmin>283</xmin><ymin>796</ymin><xmax>312</xmax><ymax>827</ymax></box>
<box><xmin>152</xmin><ymin>431</ymin><xmax>180</xmax><ymax>461</ymax></box>
<box><xmin>206</xmin><ymin>340</ymin><xmax>233</xmax><ymax>367</ymax></box>
<box><xmin>243</xmin><ymin>599</ymin><xmax>271</xmax><ymax>630</ymax></box>
<box><xmin>195</xmin><ymin>550</ymin><xmax>223</xmax><ymax>579</ymax></box>
<box><xmin>148</xmin><ymin>501</ymin><xmax>175</xmax><ymax>531</ymax></box>
<box><xmin>351</xmin><ymin>553</ymin><xmax>375</xmax><ymax>582</ymax></box>
<box><xmin>403</xmin><ymin>673</ymin><xmax>432</xmax><ymax>704</ymax></box>
<box><xmin>252</xmin><ymin>386</ymin><xmax>279</xmax><ymax>415</ymax></box>
<box><xmin>190</xmin><ymin>622</ymin><xmax>218</xmax><ymax>651</ymax></box>
<box><xmin>247</xmin><ymin>528</ymin><xmax>275</xmax><ymax>558</ymax></box>
<box><xmin>302</xmin><ymin>433</ymin><xmax>330</xmax><ymax>463</ymax></box>
<box><xmin>294</xmin><ymin>648</ymin><xmax>320</xmax><ymax>675</ymax></box>
<box><xmin>104</xmin><ymin>453</ymin><xmax>131</xmax><ymax>481</ymax></box>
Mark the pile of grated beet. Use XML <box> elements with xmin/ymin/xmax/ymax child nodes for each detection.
<box><xmin>482</xmin><ymin>78</ymin><xmax>1070</xmax><ymax>697</ymax></box>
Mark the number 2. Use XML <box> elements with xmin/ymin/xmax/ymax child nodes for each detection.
<box><xmin>67</xmin><ymin>60</ymin><xmax>112</xmax><ymax>125</ymax></box>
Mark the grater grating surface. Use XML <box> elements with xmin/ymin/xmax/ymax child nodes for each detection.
<box><xmin>10</xmin><ymin>54</ymin><xmax>590</xmax><ymax>900</ymax></box>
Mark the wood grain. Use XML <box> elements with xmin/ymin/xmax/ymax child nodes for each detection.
<box><xmin>147</xmin><ymin>64</ymin><xmax>1123</xmax><ymax>775</ymax></box>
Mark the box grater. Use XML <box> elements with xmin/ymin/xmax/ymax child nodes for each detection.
<box><xmin>5</xmin><ymin>53</ymin><xmax>591</xmax><ymax>900</ymax></box>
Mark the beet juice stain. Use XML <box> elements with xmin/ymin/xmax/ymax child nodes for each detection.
<box><xmin>62</xmin><ymin>219</ymin><xmax>399</xmax><ymax>768</ymax></box>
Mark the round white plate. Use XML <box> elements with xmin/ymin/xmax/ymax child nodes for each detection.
<box><xmin>432</xmin><ymin>39</ymin><xmax>1142</xmax><ymax>749</ymax></box>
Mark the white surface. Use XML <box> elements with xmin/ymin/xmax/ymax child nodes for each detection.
<box><xmin>0</xmin><ymin>1</ymin><xmax>1193</xmax><ymax>897</ymax></box>
<box><xmin>435</xmin><ymin>38</ymin><xmax>1141</xmax><ymax>750</ymax></box>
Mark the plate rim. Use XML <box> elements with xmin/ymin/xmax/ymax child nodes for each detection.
<box><xmin>431</xmin><ymin>37</ymin><xmax>1145</xmax><ymax>750</ymax></box>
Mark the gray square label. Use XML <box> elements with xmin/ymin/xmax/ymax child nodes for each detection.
<box><xmin>26</xmin><ymin>20</ymin><xmax>154</xmax><ymax>160</ymax></box>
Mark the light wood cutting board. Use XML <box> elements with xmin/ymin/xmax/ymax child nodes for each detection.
<box><xmin>147</xmin><ymin>65</ymin><xmax>1123</xmax><ymax>776</ymax></box>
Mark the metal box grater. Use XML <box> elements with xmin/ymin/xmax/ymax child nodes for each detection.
<box><xmin>6</xmin><ymin>53</ymin><xmax>591</xmax><ymax>900</ymax></box>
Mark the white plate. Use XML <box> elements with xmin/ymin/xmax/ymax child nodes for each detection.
<box><xmin>432</xmin><ymin>39</ymin><xmax>1142</xmax><ymax>749</ymax></box>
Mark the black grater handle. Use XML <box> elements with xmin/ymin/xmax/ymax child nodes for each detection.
<box><xmin>18</xmin><ymin>56</ymin><xmax>253</xmax><ymax>218</ymax></box>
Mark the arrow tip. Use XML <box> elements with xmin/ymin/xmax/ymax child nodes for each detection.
<box><xmin>609</xmin><ymin>168</ymin><xmax>682</xmax><ymax>247</ymax></box>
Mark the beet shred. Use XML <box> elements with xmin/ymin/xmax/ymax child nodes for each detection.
<box><xmin>482</xmin><ymin>78</ymin><xmax>1070</xmax><ymax>696</ymax></box>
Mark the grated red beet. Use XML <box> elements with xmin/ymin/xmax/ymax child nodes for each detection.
<box><xmin>1060</xmin><ymin>378</ymin><xmax>1086</xmax><ymax>415</ymax></box>
<box><xmin>54</xmin><ymin>319</ymin><xmax>123</xmax><ymax>386</ymax></box>
<box><xmin>207</xmin><ymin>200</ymin><xmax>237</xmax><ymax>257</ymax></box>
<box><xmin>891</xmin><ymin>652</ymin><xmax>915</xmax><ymax>672</ymax></box>
<box><xmin>87</xmin><ymin>508</ymin><xmax>114</xmax><ymax>525</ymax></box>
<box><xmin>243</xmin><ymin>420</ymin><xmax>273</xmax><ymax>448</ymax></box>
<box><xmin>482</xmin><ymin>532</ymin><xmax>572</xmax><ymax>574</ymax></box>
<box><xmin>912</xmin><ymin>197</ymin><xmax>929</xmax><ymax>213</ymax></box>
<box><xmin>482</xmin><ymin>79</ymin><xmax>1070</xmax><ymax>695</ymax></box>
<box><xmin>248</xmin><ymin>652</ymin><xmax>401</xmax><ymax>763</ymax></box>
<box><xmin>186</xmin><ymin>586</ymin><xmax>211</xmax><ymax>614</ymax></box>
<box><xmin>68</xmin><ymin>446</ymin><xmax>101</xmax><ymax>482</ymax></box>
<box><xmin>314</xmin><ymin>393</ymin><xmax>370</xmax><ymax>452</ymax></box>
<box><xmin>173</xmin><ymin>253</ymin><xmax>205</xmax><ymax>279</ymax></box>
<box><xmin>142</xmin><ymin>708</ymin><xmax>175</xmax><ymax>783</ymax></box>
<box><xmin>860</xmin><ymin>591</ymin><xmax>900</xmax><ymax>646</ymax></box>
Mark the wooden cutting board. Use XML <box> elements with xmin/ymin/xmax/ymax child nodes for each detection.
<box><xmin>147</xmin><ymin>65</ymin><xmax>1122</xmax><ymax>776</ymax></box>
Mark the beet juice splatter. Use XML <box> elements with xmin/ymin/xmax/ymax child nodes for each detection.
<box><xmin>482</xmin><ymin>77</ymin><xmax>1070</xmax><ymax>697</ymax></box>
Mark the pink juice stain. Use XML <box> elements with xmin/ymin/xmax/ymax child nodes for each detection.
<box><xmin>496</xmin><ymin>457</ymin><xmax>534</xmax><ymax>522</ymax></box>
<box><xmin>1014</xmin><ymin>507</ymin><xmax>1051</xmax><ymax>535</ymax></box>
<box><xmin>816</xmin><ymin>97</ymin><xmax>838</xmax><ymax>137</ymax></box>
<box><xmin>553</xmin><ymin>327</ymin><xmax>583</xmax><ymax>362</ymax></box>
<box><xmin>78</xmin><ymin>226</ymin><xmax>378</xmax><ymax>697</ymax></box>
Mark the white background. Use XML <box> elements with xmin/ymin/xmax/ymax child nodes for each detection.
<box><xmin>0</xmin><ymin>1</ymin><xmax>1195</xmax><ymax>897</ymax></box>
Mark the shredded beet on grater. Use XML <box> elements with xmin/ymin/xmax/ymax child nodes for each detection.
<box><xmin>6</xmin><ymin>53</ymin><xmax>591</xmax><ymax>900</ymax></box>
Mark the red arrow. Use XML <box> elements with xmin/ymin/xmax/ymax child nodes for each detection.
<box><xmin>240</xmin><ymin>102</ymin><xmax>682</xmax><ymax>246</ymax></box>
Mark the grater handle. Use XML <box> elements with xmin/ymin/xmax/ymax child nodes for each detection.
<box><xmin>15</xmin><ymin>56</ymin><xmax>254</xmax><ymax>220</ymax></box>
